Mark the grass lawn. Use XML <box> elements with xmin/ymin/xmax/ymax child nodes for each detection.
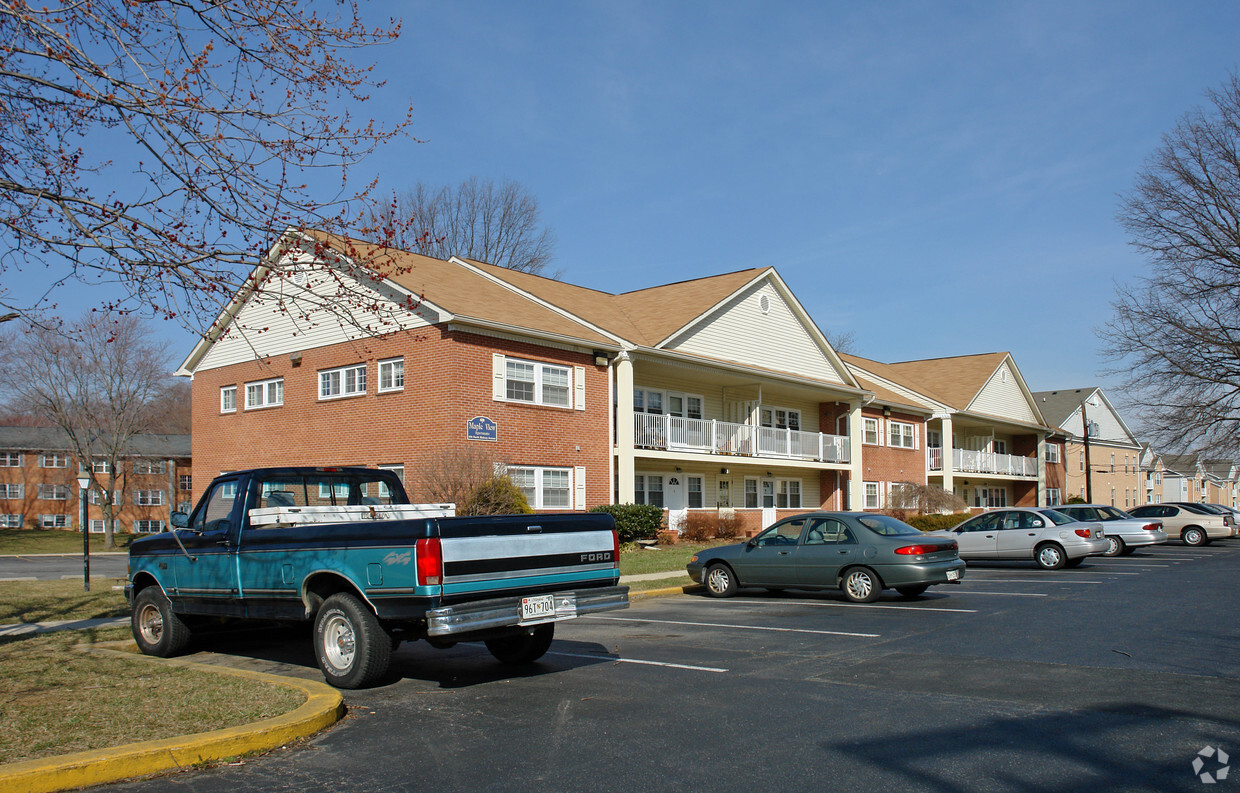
<box><xmin>0</xmin><ymin>529</ymin><xmax>132</xmax><ymax>555</ymax></box>
<box><xmin>619</xmin><ymin>540</ymin><xmax>730</xmax><ymax>577</ymax></box>
<box><xmin>0</xmin><ymin>627</ymin><xmax>303</xmax><ymax>765</ymax></box>
<box><xmin>0</xmin><ymin>579</ymin><xmax>130</xmax><ymax>623</ymax></box>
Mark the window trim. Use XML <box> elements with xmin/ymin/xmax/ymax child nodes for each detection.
<box><xmin>135</xmin><ymin>489</ymin><xmax>165</xmax><ymax>506</ymax></box>
<box><xmin>508</xmin><ymin>465</ymin><xmax>574</xmax><ymax>509</ymax></box>
<box><xmin>887</xmin><ymin>419</ymin><xmax>917</xmax><ymax>450</ymax></box>
<box><xmin>0</xmin><ymin>514</ymin><xmax>22</xmax><ymax>528</ymax></box>
<box><xmin>863</xmin><ymin>417</ymin><xmax>881</xmax><ymax>446</ymax></box>
<box><xmin>220</xmin><ymin>385</ymin><xmax>237</xmax><ymax>414</ymax></box>
<box><xmin>1045</xmin><ymin>443</ymin><xmax>1060</xmax><ymax>463</ymax></box>
<box><xmin>39</xmin><ymin>514</ymin><xmax>70</xmax><ymax>529</ymax></box>
<box><xmin>244</xmin><ymin>377</ymin><xmax>284</xmax><ymax>410</ymax></box>
<box><xmin>863</xmin><ymin>481</ymin><xmax>881</xmax><ymax>509</ymax></box>
<box><xmin>0</xmin><ymin>483</ymin><xmax>24</xmax><ymax>500</ymax></box>
<box><xmin>38</xmin><ymin>453</ymin><xmax>71</xmax><ymax>469</ymax></box>
<box><xmin>501</xmin><ymin>358</ymin><xmax>572</xmax><ymax>409</ymax></box>
<box><xmin>38</xmin><ymin>483</ymin><xmax>70</xmax><ymax>501</ymax></box>
<box><xmin>0</xmin><ymin>452</ymin><xmax>22</xmax><ymax>467</ymax></box>
<box><xmin>377</xmin><ymin>358</ymin><xmax>405</xmax><ymax>393</ymax></box>
<box><xmin>319</xmin><ymin>363</ymin><xmax>367</xmax><ymax>401</ymax></box>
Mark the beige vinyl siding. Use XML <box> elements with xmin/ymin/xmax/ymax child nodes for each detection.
<box><xmin>198</xmin><ymin>258</ymin><xmax>440</xmax><ymax>372</ymax></box>
<box><xmin>665</xmin><ymin>280</ymin><xmax>845</xmax><ymax>386</ymax></box>
<box><xmin>633</xmin><ymin>371</ymin><xmax>821</xmax><ymax>433</ymax></box>
<box><xmin>966</xmin><ymin>361</ymin><xmax>1037</xmax><ymax>424</ymax></box>
<box><xmin>634</xmin><ymin>465</ymin><xmax>822</xmax><ymax>509</ymax></box>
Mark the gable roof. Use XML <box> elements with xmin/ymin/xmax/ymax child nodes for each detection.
<box><xmin>0</xmin><ymin>427</ymin><xmax>191</xmax><ymax>457</ymax></box>
<box><xmin>1030</xmin><ymin>387</ymin><xmax>1141</xmax><ymax>448</ymax></box>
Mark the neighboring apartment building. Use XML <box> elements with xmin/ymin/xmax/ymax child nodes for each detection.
<box><xmin>1139</xmin><ymin>444</ymin><xmax>1165</xmax><ymax>505</ymax></box>
<box><xmin>1033</xmin><ymin>388</ymin><xmax>1143</xmax><ymax>509</ymax></box>
<box><xmin>0</xmin><ymin>427</ymin><xmax>191</xmax><ymax>533</ymax></box>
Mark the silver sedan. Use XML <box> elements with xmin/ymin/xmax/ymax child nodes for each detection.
<box><xmin>1053</xmin><ymin>504</ymin><xmax>1168</xmax><ymax>556</ymax></box>
<box><xmin>933</xmin><ymin>508</ymin><xmax>1109</xmax><ymax>569</ymax></box>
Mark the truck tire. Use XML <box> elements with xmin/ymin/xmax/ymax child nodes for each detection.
<box><xmin>132</xmin><ymin>586</ymin><xmax>192</xmax><ymax>658</ymax></box>
<box><xmin>485</xmin><ymin>623</ymin><xmax>555</xmax><ymax>665</ymax></box>
<box><xmin>314</xmin><ymin>592</ymin><xmax>392</xmax><ymax>689</ymax></box>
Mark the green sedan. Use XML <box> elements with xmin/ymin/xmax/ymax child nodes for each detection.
<box><xmin>686</xmin><ymin>512</ymin><xmax>965</xmax><ymax>602</ymax></box>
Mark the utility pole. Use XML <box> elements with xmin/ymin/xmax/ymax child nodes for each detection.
<box><xmin>1081</xmin><ymin>401</ymin><xmax>1093</xmax><ymax>503</ymax></box>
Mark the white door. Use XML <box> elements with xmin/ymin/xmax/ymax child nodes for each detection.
<box><xmin>665</xmin><ymin>476</ymin><xmax>686</xmax><ymax>511</ymax></box>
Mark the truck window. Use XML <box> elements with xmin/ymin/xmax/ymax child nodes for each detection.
<box><xmin>193</xmin><ymin>479</ymin><xmax>239</xmax><ymax>533</ymax></box>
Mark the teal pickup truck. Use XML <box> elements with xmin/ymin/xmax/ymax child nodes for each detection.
<box><xmin>126</xmin><ymin>467</ymin><xmax>629</xmax><ymax>688</ymax></box>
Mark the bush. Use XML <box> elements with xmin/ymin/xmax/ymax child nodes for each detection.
<box><xmin>681</xmin><ymin>512</ymin><xmax>718</xmax><ymax>542</ymax></box>
<box><xmin>589</xmin><ymin>504</ymin><xmax>663</xmax><ymax>543</ymax></box>
<box><xmin>458</xmin><ymin>476</ymin><xmax>535</xmax><ymax>516</ymax></box>
<box><xmin>904</xmin><ymin>513</ymin><xmax>972</xmax><ymax>533</ymax></box>
<box><xmin>716</xmin><ymin>512</ymin><xmax>741</xmax><ymax>539</ymax></box>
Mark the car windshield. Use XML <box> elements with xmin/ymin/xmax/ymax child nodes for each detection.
<box><xmin>1037</xmin><ymin>509</ymin><xmax>1075</xmax><ymax>526</ymax></box>
<box><xmin>856</xmin><ymin>514</ymin><xmax>921</xmax><ymax>536</ymax></box>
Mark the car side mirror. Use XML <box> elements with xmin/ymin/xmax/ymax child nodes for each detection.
<box><xmin>1032</xmin><ymin>520</ymin><xmax>1045</xmax><ymax>528</ymax></box>
<box><xmin>746</xmin><ymin>537</ymin><xmax>759</xmax><ymax>548</ymax></box>
<box><xmin>170</xmin><ymin>511</ymin><xmax>189</xmax><ymax>529</ymax></box>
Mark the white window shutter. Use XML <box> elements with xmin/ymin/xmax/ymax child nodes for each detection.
<box><xmin>574</xmin><ymin>466</ymin><xmax>587</xmax><ymax>510</ymax></box>
<box><xmin>492</xmin><ymin>354</ymin><xmax>506</xmax><ymax>401</ymax></box>
<box><xmin>574</xmin><ymin>366</ymin><xmax>586</xmax><ymax>410</ymax></box>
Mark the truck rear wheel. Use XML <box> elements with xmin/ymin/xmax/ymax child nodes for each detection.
<box><xmin>485</xmin><ymin>623</ymin><xmax>555</xmax><ymax>665</ymax></box>
<box><xmin>314</xmin><ymin>592</ymin><xmax>392</xmax><ymax>689</ymax></box>
<box><xmin>132</xmin><ymin>586</ymin><xmax>191</xmax><ymax>657</ymax></box>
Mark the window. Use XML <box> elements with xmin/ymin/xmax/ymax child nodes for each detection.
<box><xmin>89</xmin><ymin>519</ymin><xmax>105</xmax><ymax>534</ymax></box>
<box><xmin>177</xmin><ymin>501</ymin><xmax>192</xmax><ymax>513</ymax></box>
<box><xmin>134</xmin><ymin>520</ymin><xmax>165</xmax><ymax>534</ymax></box>
<box><xmin>92</xmin><ymin>459</ymin><xmax>110</xmax><ymax>474</ymax></box>
<box><xmin>221</xmin><ymin>385</ymin><xmax>237</xmax><ymax>413</ymax></box>
<box><xmin>378</xmin><ymin>358</ymin><xmax>404</xmax><ymax>392</ymax></box>
<box><xmin>38</xmin><ymin>484</ymin><xmax>70</xmax><ymax>500</ymax></box>
<box><xmin>377</xmin><ymin>465</ymin><xmax>404</xmax><ymax>499</ymax></box>
<box><xmin>1046</xmin><ymin>488</ymin><xmax>1062</xmax><ymax>506</ymax></box>
<box><xmin>317</xmin><ymin>482</ymin><xmax>351</xmax><ymax>501</ymax></box>
<box><xmin>88</xmin><ymin>489</ymin><xmax>119</xmax><ymax>506</ymax></box>
<box><xmin>179</xmin><ymin>475</ymin><xmax>192</xmax><ymax>491</ymax></box>
<box><xmin>133</xmin><ymin>460</ymin><xmax>165</xmax><ymax>475</ymax></box>
<box><xmin>0</xmin><ymin>514</ymin><xmax>22</xmax><ymax>528</ymax></box>
<box><xmin>761</xmin><ymin>407</ymin><xmax>802</xmax><ymax>431</ymax></box>
<box><xmin>863</xmin><ymin>482</ymin><xmax>880</xmax><ymax>509</ymax></box>
<box><xmin>40</xmin><ymin>514</ymin><xmax>69</xmax><ymax>528</ymax></box>
<box><xmin>717</xmin><ymin>480</ymin><xmax>731</xmax><ymax>508</ymax></box>
<box><xmin>0</xmin><ymin>483</ymin><xmax>23</xmax><ymax>499</ymax></box>
<box><xmin>776</xmin><ymin>479</ymin><xmax>801</xmax><ymax>508</ymax></box>
<box><xmin>509</xmin><ymin>465</ymin><xmax>573</xmax><ymax>509</ymax></box>
<box><xmin>39</xmin><ymin>453</ymin><xmax>70</xmax><ymax>468</ymax></box>
<box><xmin>973</xmin><ymin>487</ymin><xmax>1008</xmax><ymax>508</ymax></box>
<box><xmin>744</xmin><ymin>478</ymin><xmax>758</xmax><ymax>509</ymax></box>
<box><xmin>135</xmin><ymin>490</ymin><xmax>164</xmax><ymax>506</ymax></box>
<box><xmin>687</xmin><ymin>476</ymin><xmax>703</xmax><ymax>509</ymax></box>
<box><xmin>887</xmin><ymin>420</ymin><xmax>916</xmax><ymax>449</ymax></box>
<box><xmin>506</xmin><ymin>359</ymin><xmax>570</xmax><ymax>407</ymax></box>
<box><xmin>634</xmin><ymin>474</ymin><xmax>664</xmax><ymax>508</ymax></box>
<box><xmin>245</xmin><ymin>378</ymin><xmax>283</xmax><ymax>409</ymax></box>
<box><xmin>863</xmin><ymin>417</ymin><xmax>880</xmax><ymax>445</ymax></box>
<box><xmin>0</xmin><ymin>453</ymin><xmax>22</xmax><ymax>467</ymax></box>
<box><xmin>1110</xmin><ymin>486</ymin><xmax>1116</xmax><ymax>506</ymax></box>
<box><xmin>1045</xmin><ymin>444</ymin><xmax>1060</xmax><ymax>463</ymax></box>
<box><xmin>1125</xmin><ymin>489</ymin><xmax>1130</xmax><ymax>508</ymax></box>
<box><xmin>320</xmin><ymin>364</ymin><xmax>366</xmax><ymax>400</ymax></box>
<box><xmin>1080</xmin><ymin>452</ymin><xmax>1085</xmax><ymax>472</ymax></box>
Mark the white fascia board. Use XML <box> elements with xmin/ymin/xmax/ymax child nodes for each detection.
<box><xmin>447</xmin><ymin>257</ymin><xmax>629</xmax><ymax>346</ymax></box>
<box><xmin>631</xmin><ymin>347</ymin><xmax>871</xmax><ymax>401</ymax></box>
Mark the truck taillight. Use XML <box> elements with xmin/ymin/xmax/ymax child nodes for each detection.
<box><xmin>416</xmin><ymin>537</ymin><xmax>442</xmax><ymax>586</ymax></box>
<box><xmin>612</xmin><ymin>529</ymin><xmax>620</xmax><ymax>567</ymax></box>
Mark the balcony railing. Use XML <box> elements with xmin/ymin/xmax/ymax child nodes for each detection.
<box><xmin>635</xmin><ymin>414</ymin><xmax>849</xmax><ymax>463</ymax></box>
<box><xmin>928</xmin><ymin>447</ymin><xmax>1038</xmax><ymax>478</ymax></box>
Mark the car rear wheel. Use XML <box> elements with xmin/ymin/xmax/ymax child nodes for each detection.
<box><xmin>895</xmin><ymin>584</ymin><xmax>928</xmax><ymax>598</ymax></box>
<box><xmin>1035</xmin><ymin>543</ymin><xmax>1066</xmax><ymax>570</ymax></box>
<box><xmin>841</xmin><ymin>567</ymin><xmax>882</xmax><ymax>603</ymax></box>
<box><xmin>704</xmin><ymin>563</ymin><xmax>737</xmax><ymax>597</ymax></box>
<box><xmin>1103</xmin><ymin>536</ymin><xmax>1124</xmax><ymax>557</ymax></box>
<box><xmin>314</xmin><ymin>592</ymin><xmax>392</xmax><ymax>689</ymax></box>
<box><xmin>485</xmin><ymin>624</ymin><xmax>555</xmax><ymax>665</ymax></box>
<box><xmin>1182</xmin><ymin>527</ymin><xmax>1206</xmax><ymax>547</ymax></box>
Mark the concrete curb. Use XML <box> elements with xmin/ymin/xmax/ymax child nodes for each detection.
<box><xmin>629</xmin><ymin>582</ymin><xmax>704</xmax><ymax>599</ymax></box>
<box><xmin>0</xmin><ymin>641</ymin><xmax>345</xmax><ymax>793</ymax></box>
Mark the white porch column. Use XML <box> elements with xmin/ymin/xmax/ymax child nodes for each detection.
<box><xmin>938</xmin><ymin>413</ymin><xmax>954</xmax><ymax>495</ymax></box>
<box><xmin>1037</xmin><ymin>436</ymin><xmax>1047</xmax><ymax>506</ymax></box>
<box><xmin>848</xmin><ymin>400</ymin><xmax>864</xmax><ymax>510</ymax></box>
<box><xmin>614</xmin><ymin>351</ymin><xmax>636</xmax><ymax>504</ymax></box>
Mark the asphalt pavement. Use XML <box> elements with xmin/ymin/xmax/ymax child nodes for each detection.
<box><xmin>74</xmin><ymin>541</ymin><xmax>1240</xmax><ymax>793</ymax></box>
<box><xmin>0</xmin><ymin>552</ymin><xmax>128</xmax><ymax>581</ymax></box>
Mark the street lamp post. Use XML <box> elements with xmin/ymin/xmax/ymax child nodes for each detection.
<box><xmin>76</xmin><ymin>473</ymin><xmax>90</xmax><ymax>593</ymax></box>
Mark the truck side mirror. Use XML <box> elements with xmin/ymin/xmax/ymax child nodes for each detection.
<box><xmin>171</xmin><ymin>511</ymin><xmax>189</xmax><ymax>529</ymax></box>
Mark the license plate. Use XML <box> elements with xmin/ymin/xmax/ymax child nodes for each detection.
<box><xmin>946</xmin><ymin>569</ymin><xmax>960</xmax><ymax>581</ymax></box>
<box><xmin>520</xmin><ymin>594</ymin><xmax>556</xmax><ymax>622</ymax></box>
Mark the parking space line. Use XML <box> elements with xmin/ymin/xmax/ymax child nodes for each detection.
<box><xmin>960</xmin><ymin>579</ymin><xmax>1103</xmax><ymax>584</ymax></box>
<box><xmin>1090</xmin><ymin>563</ymin><xmax>1171</xmax><ymax>567</ymax></box>
<box><xmin>587</xmin><ymin>615</ymin><xmax>879</xmax><ymax>638</ymax></box>
<box><xmin>949</xmin><ymin>591</ymin><xmax>1047</xmax><ymax>597</ymax></box>
<box><xmin>723</xmin><ymin>598</ymin><xmax>977</xmax><ymax>614</ymax></box>
<box><xmin>546</xmin><ymin>650</ymin><xmax>728</xmax><ymax>673</ymax></box>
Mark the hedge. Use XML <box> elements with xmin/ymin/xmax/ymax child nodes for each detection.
<box><xmin>589</xmin><ymin>503</ymin><xmax>663</xmax><ymax>543</ymax></box>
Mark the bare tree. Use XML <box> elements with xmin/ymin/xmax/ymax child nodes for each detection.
<box><xmin>0</xmin><ymin>314</ymin><xmax>172</xmax><ymax>547</ymax></box>
<box><xmin>1101</xmin><ymin>74</ymin><xmax>1240</xmax><ymax>456</ymax></box>
<box><xmin>144</xmin><ymin>381</ymin><xmax>192</xmax><ymax>435</ymax></box>
<box><xmin>416</xmin><ymin>446</ymin><xmax>509</xmax><ymax>507</ymax></box>
<box><xmin>0</xmin><ymin>1</ymin><xmax>411</xmax><ymax>328</ymax></box>
<box><xmin>825</xmin><ymin>328</ymin><xmax>858</xmax><ymax>355</ymax></box>
<box><xmin>889</xmin><ymin>482</ymin><xmax>968</xmax><ymax>515</ymax></box>
<box><xmin>375</xmin><ymin>178</ymin><xmax>558</xmax><ymax>275</ymax></box>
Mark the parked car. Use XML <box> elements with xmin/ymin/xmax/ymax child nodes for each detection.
<box><xmin>1128</xmin><ymin>504</ymin><xmax>1230</xmax><ymax>546</ymax></box>
<box><xmin>932</xmin><ymin>508</ymin><xmax>1109</xmax><ymax>569</ymax></box>
<box><xmin>1203</xmin><ymin>503</ymin><xmax>1240</xmax><ymax>536</ymax></box>
<box><xmin>1053</xmin><ymin>504</ymin><xmax>1168</xmax><ymax>556</ymax></box>
<box><xmin>1167</xmin><ymin>501</ymin><xmax>1234</xmax><ymax>530</ymax></box>
<box><xmin>686</xmin><ymin>512</ymin><xmax>965</xmax><ymax>603</ymax></box>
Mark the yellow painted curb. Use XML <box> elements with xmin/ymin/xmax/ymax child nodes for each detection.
<box><xmin>0</xmin><ymin>641</ymin><xmax>345</xmax><ymax>793</ymax></box>
<box><xmin>629</xmin><ymin>582</ymin><xmax>702</xmax><ymax>599</ymax></box>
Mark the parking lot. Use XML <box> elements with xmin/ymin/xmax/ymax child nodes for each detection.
<box><xmin>101</xmin><ymin>542</ymin><xmax>1240</xmax><ymax>793</ymax></box>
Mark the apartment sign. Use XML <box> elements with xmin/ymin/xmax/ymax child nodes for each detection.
<box><xmin>467</xmin><ymin>416</ymin><xmax>498</xmax><ymax>441</ymax></box>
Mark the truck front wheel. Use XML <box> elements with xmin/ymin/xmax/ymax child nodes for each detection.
<box><xmin>132</xmin><ymin>586</ymin><xmax>191</xmax><ymax>657</ymax></box>
<box><xmin>485</xmin><ymin>624</ymin><xmax>554</xmax><ymax>665</ymax></box>
<box><xmin>314</xmin><ymin>592</ymin><xmax>392</xmax><ymax>689</ymax></box>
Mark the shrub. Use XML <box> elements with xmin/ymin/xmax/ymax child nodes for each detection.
<box><xmin>681</xmin><ymin>512</ymin><xmax>718</xmax><ymax>542</ymax></box>
<box><xmin>590</xmin><ymin>503</ymin><xmax>663</xmax><ymax>543</ymax></box>
<box><xmin>716</xmin><ymin>511</ymin><xmax>741</xmax><ymax>539</ymax></box>
<box><xmin>458</xmin><ymin>476</ymin><xmax>534</xmax><ymax>516</ymax></box>
<box><xmin>904</xmin><ymin>513</ymin><xmax>972</xmax><ymax>533</ymax></box>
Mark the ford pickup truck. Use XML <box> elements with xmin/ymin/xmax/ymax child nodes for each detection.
<box><xmin>126</xmin><ymin>467</ymin><xmax>629</xmax><ymax>688</ymax></box>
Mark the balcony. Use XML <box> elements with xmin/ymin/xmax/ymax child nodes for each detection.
<box><xmin>928</xmin><ymin>447</ymin><xmax>1037</xmax><ymax>478</ymax></box>
<box><xmin>634</xmin><ymin>413</ymin><xmax>850</xmax><ymax>463</ymax></box>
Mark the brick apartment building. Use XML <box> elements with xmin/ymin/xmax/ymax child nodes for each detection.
<box><xmin>0</xmin><ymin>427</ymin><xmax>191</xmax><ymax>533</ymax></box>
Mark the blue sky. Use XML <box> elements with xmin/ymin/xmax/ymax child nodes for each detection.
<box><xmin>27</xmin><ymin>2</ymin><xmax>1240</xmax><ymax>398</ymax></box>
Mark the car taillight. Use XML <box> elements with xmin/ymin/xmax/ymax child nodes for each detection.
<box><xmin>1074</xmin><ymin>529</ymin><xmax>1092</xmax><ymax>538</ymax></box>
<box><xmin>416</xmin><ymin>537</ymin><xmax>442</xmax><ymax>586</ymax></box>
<box><xmin>1142</xmin><ymin>523</ymin><xmax>1161</xmax><ymax>531</ymax></box>
<box><xmin>895</xmin><ymin>544</ymin><xmax>945</xmax><ymax>555</ymax></box>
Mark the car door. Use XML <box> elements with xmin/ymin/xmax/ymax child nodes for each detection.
<box><xmin>996</xmin><ymin>510</ymin><xmax>1043</xmax><ymax>559</ymax></box>
<box><xmin>795</xmin><ymin>518</ymin><xmax>858</xmax><ymax>588</ymax></box>
<box><xmin>173</xmin><ymin>476</ymin><xmax>244</xmax><ymax>615</ymax></box>
<box><xmin>954</xmin><ymin>513</ymin><xmax>1000</xmax><ymax>558</ymax></box>
<box><xmin>734</xmin><ymin>516</ymin><xmax>809</xmax><ymax>586</ymax></box>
